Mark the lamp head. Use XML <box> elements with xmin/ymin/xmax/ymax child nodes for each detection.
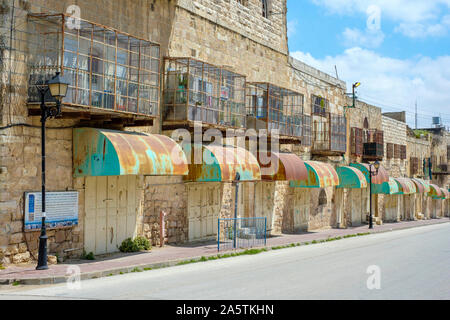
<box><xmin>47</xmin><ymin>72</ymin><xmax>69</xmax><ymax>102</ymax></box>
<box><xmin>353</xmin><ymin>82</ymin><xmax>361</xmax><ymax>88</ymax></box>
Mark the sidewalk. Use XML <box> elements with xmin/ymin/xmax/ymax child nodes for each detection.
<box><xmin>1</xmin><ymin>218</ymin><xmax>448</xmax><ymax>285</ymax></box>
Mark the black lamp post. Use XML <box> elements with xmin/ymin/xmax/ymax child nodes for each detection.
<box><xmin>368</xmin><ymin>160</ymin><xmax>380</xmax><ymax>229</ymax></box>
<box><xmin>233</xmin><ymin>172</ymin><xmax>241</xmax><ymax>249</ymax></box>
<box><xmin>36</xmin><ymin>72</ymin><xmax>69</xmax><ymax>270</ymax></box>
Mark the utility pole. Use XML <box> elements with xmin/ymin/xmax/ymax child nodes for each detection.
<box><xmin>415</xmin><ymin>100</ymin><xmax>418</xmax><ymax>130</ymax></box>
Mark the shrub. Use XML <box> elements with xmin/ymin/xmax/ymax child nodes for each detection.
<box><xmin>119</xmin><ymin>237</ymin><xmax>152</xmax><ymax>253</ymax></box>
<box><xmin>81</xmin><ymin>250</ymin><xmax>95</xmax><ymax>260</ymax></box>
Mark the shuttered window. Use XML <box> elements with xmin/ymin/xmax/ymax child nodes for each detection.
<box><xmin>386</xmin><ymin>143</ymin><xmax>394</xmax><ymax>159</ymax></box>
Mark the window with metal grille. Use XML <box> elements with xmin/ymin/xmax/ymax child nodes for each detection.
<box><xmin>330</xmin><ymin>114</ymin><xmax>347</xmax><ymax>153</ymax></box>
<box><xmin>351</xmin><ymin>127</ymin><xmax>363</xmax><ymax>156</ymax></box>
<box><xmin>27</xmin><ymin>14</ymin><xmax>160</xmax><ymax>117</ymax></box>
<box><xmin>394</xmin><ymin>144</ymin><xmax>401</xmax><ymax>159</ymax></box>
<box><xmin>400</xmin><ymin>145</ymin><xmax>407</xmax><ymax>160</ymax></box>
<box><xmin>386</xmin><ymin>143</ymin><xmax>394</xmax><ymax>159</ymax></box>
<box><xmin>447</xmin><ymin>145</ymin><xmax>450</xmax><ymax>161</ymax></box>
<box><xmin>261</xmin><ymin>0</ymin><xmax>269</xmax><ymax>18</ymax></box>
<box><xmin>410</xmin><ymin>157</ymin><xmax>419</xmax><ymax>175</ymax></box>
<box><xmin>311</xmin><ymin>95</ymin><xmax>329</xmax><ymax>116</ymax></box>
<box><xmin>302</xmin><ymin>114</ymin><xmax>312</xmax><ymax>146</ymax></box>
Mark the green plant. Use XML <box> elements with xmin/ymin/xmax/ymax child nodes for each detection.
<box><xmin>119</xmin><ymin>237</ymin><xmax>151</xmax><ymax>253</ymax></box>
<box><xmin>0</xmin><ymin>263</ymin><xmax>4</xmax><ymax>270</ymax></box>
<box><xmin>81</xmin><ymin>250</ymin><xmax>95</xmax><ymax>260</ymax></box>
<box><xmin>131</xmin><ymin>267</ymin><xmax>143</xmax><ymax>273</ymax></box>
<box><xmin>12</xmin><ymin>281</ymin><xmax>20</xmax><ymax>286</ymax></box>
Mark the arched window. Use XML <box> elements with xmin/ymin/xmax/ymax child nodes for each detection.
<box><xmin>261</xmin><ymin>0</ymin><xmax>268</xmax><ymax>18</ymax></box>
<box><xmin>318</xmin><ymin>189</ymin><xmax>327</xmax><ymax>206</ymax></box>
<box><xmin>363</xmin><ymin>117</ymin><xmax>369</xmax><ymax>129</ymax></box>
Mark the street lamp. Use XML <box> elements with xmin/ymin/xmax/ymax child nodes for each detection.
<box><xmin>36</xmin><ymin>72</ymin><xmax>69</xmax><ymax>270</ymax></box>
<box><xmin>368</xmin><ymin>160</ymin><xmax>380</xmax><ymax>229</ymax></box>
<box><xmin>352</xmin><ymin>82</ymin><xmax>361</xmax><ymax>109</ymax></box>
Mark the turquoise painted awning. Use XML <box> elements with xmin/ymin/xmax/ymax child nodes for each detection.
<box><xmin>372</xmin><ymin>177</ymin><xmax>400</xmax><ymax>195</ymax></box>
<box><xmin>290</xmin><ymin>161</ymin><xmax>340</xmax><ymax>188</ymax></box>
<box><xmin>73</xmin><ymin>128</ymin><xmax>189</xmax><ymax>177</ymax></box>
<box><xmin>336</xmin><ymin>166</ymin><xmax>368</xmax><ymax>189</ymax></box>
<box><xmin>183</xmin><ymin>144</ymin><xmax>261</xmax><ymax>182</ymax></box>
<box><xmin>350</xmin><ymin>163</ymin><xmax>389</xmax><ymax>185</ymax></box>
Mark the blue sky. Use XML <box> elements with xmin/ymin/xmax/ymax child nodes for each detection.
<box><xmin>287</xmin><ymin>0</ymin><xmax>450</xmax><ymax>128</ymax></box>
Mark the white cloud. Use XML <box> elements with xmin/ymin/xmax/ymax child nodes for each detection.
<box><xmin>312</xmin><ymin>0</ymin><xmax>450</xmax><ymax>38</ymax></box>
<box><xmin>342</xmin><ymin>28</ymin><xmax>385</xmax><ymax>48</ymax></box>
<box><xmin>287</xmin><ymin>20</ymin><xmax>299</xmax><ymax>37</ymax></box>
<box><xmin>291</xmin><ymin>48</ymin><xmax>450</xmax><ymax>127</ymax></box>
<box><xmin>395</xmin><ymin>14</ymin><xmax>450</xmax><ymax>38</ymax></box>
<box><xmin>312</xmin><ymin>0</ymin><xmax>449</xmax><ymax>23</ymax></box>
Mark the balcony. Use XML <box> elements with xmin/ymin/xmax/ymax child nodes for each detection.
<box><xmin>27</xmin><ymin>14</ymin><xmax>160</xmax><ymax>125</ymax></box>
<box><xmin>162</xmin><ymin>57</ymin><xmax>246</xmax><ymax>131</ymax></box>
<box><xmin>362</xmin><ymin>129</ymin><xmax>384</xmax><ymax>161</ymax></box>
<box><xmin>311</xmin><ymin>112</ymin><xmax>347</xmax><ymax>156</ymax></box>
<box><xmin>245</xmin><ymin>83</ymin><xmax>308</xmax><ymax>143</ymax></box>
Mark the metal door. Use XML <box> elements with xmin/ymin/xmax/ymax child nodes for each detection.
<box><xmin>84</xmin><ymin>176</ymin><xmax>138</xmax><ymax>255</ymax></box>
<box><xmin>187</xmin><ymin>183</ymin><xmax>220</xmax><ymax>241</ymax></box>
<box><xmin>293</xmin><ymin>188</ymin><xmax>309</xmax><ymax>232</ymax></box>
<box><xmin>254</xmin><ymin>182</ymin><xmax>275</xmax><ymax>231</ymax></box>
<box><xmin>351</xmin><ymin>189</ymin><xmax>363</xmax><ymax>226</ymax></box>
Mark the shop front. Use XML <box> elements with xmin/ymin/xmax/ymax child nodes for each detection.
<box><xmin>183</xmin><ymin>144</ymin><xmax>261</xmax><ymax>242</ymax></box>
<box><xmin>73</xmin><ymin>128</ymin><xmax>189</xmax><ymax>255</ymax></box>
<box><xmin>290</xmin><ymin>161</ymin><xmax>340</xmax><ymax>230</ymax></box>
<box><xmin>336</xmin><ymin>166</ymin><xmax>368</xmax><ymax>227</ymax></box>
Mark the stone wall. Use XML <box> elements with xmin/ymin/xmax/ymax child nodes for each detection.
<box><xmin>382</xmin><ymin>115</ymin><xmax>407</xmax><ymax>178</ymax></box>
<box><xmin>406</xmin><ymin>134</ymin><xmax>431</xmax><ymax>178</ymax></box>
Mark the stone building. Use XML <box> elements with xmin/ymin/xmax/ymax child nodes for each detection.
<box><xmin>0</xmin><ymin>0</ymin><xmax>448</xmax><ymax>266</ymax></box>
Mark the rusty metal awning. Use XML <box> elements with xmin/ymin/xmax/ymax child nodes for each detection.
<box><xmin>411</xmin><ymin>178</ymin><xmax>430</xmax><ymax>194</ymax></box>
<box><xmin>350</xmin><ymin>163</ymin><xmax>389</xmax><ymax>185</ymax></box>
<box><xmin>441</xmin><ymin>188</ymin><xmax>450</xmax><ymax>199</ymax></box>
<box><xmin>73</xmin><ymin>128</ymin><xmax>189</xmax><ymax>177</ymax></box>
<box><xmin>428</xmin><ymin>184</ymin><xmax>443</xmax><ymax>199</ymax></box>
<box><xmin>372</xmin><ymin>177</ymin><xmax>400</xmax><ymax>195</ymax></box>
<box><xmin>184</xmin><ymin>144</ymin><xmax>261</xmax><ymax>182</ymax></box>
<box><xmin>336</xmin><ymin>166</ymin><xmax>368</xmax><ymax>189</ymax></box>
<box><xmin>258</xmin><ymin>152</ymin><xmax>308</xmax><ymax>181</ymax></box>
<box><xmin>394</xmin><ymin>178</ymin><xmax>417</xmax><ymax>195</ymax></box>
<box><xmin>290</xmin><ymin>161</ymin><xmax>339</xmax><ymax>188</ymax></box>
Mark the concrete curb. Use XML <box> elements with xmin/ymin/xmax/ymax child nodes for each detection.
<box><xmin>2</xmin><ymin>219</ymin><xmax>449</xmax><ymax>286</ymax></box>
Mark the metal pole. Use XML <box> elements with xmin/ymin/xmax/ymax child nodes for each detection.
<box><xmin>369</xmin><ymin>165</ymin><xmax>374</xmax><ymax>229</ymax></box>
<box><xmin>233</xmin><ymin>173</ymin><xmax>241</xmax><ymax>249</ymax></box>
<box><xmin>37</xmin><ymin>89</ymin><xmax>49</xmax><ymax>270</ymax></box>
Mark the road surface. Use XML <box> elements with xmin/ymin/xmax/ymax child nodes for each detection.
<box><xmin>1</xmin><ymin>222</ymin><xmax>449</xmax><ymax>300</ymax></box>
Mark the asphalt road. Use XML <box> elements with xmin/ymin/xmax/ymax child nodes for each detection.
<box><xmin>1</xmin><ymin>223</ymin><xmax>449</xmax><ymax>300</ymax></box>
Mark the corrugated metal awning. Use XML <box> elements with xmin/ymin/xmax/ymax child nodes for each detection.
<box><xmin>73</xmin><ymin>128</ymin><xmax>189</xmax><ymax>177</ymax></box>
<box><xmin>411</xmin><ymin>178</ymin><xmax>430</xmax><ymax>194</ymax></box>
<box><xmin>442</xmin><ymin>188</ymin><xmax>450</xmax><ymax>199</ymax></box>
<box><xmin>184</xmin><ymin>144</ymin><xmax>261</xmax><ymax>182</ymax></box>
<box><xmin>290</xmin><ymin>161</ymin><xmax>339</xmax><ymax>188</ymax></box>
<box><xmin>350</xmin><ymin>163</ymin><xmax>389</xmax><ymax>185</ymax></box>
<box><xmin>372</xmin><ymin>177</ymin><xmax>400</xmax><ymax>195</ymax></box>
<box><xmin>428</xmin><ymin>184</ymin><xmax>443</xmax><ymax>199</ymax></box>
<box><xmin>259</xmin><ymin>152</ymin><xmax>308</xmax><ymax>181</ymax></box>
<box><xmin>394</xmin><ymin>178</ymin><xmax>417</xmax><ymax>195</ymax></box>
<box><xmin>336</xmin><ymin>166</ymin><xmax>368</xmax><ymax>189</ymax></box>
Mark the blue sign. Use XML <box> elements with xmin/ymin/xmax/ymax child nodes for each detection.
<box><xmin>29</xmin><ymin>194</ymin><xmax>35</xmax><ymax>213</ymax></box>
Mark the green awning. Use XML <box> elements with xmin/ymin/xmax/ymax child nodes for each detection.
<box><xmin>73</xmin><ymin>128</ymin><xmax>189</xmax><ymax>177</ymax></box>
<box><xmin>336</xmin><ymin>166</ymin><xmax>368</xmax><ymax>189</ymax></box>
<box><xmin>372</xmin><ymin>177</ymin><xmax>400</xmax><ymax>195</ymax></box>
